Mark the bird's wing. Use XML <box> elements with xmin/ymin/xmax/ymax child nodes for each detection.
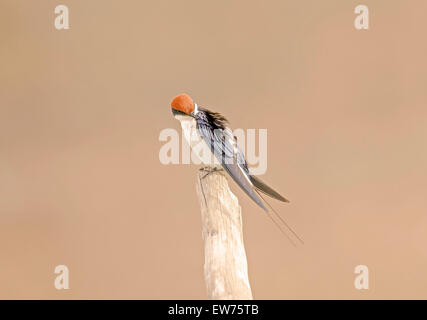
<box><xmin>196</xmin><ymin>118</ymin><xmax>267</xmax><ymax>211</ymax></box>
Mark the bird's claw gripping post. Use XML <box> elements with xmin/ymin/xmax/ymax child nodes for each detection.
<box><xmin>200</xmin><ymin>166</ymin><xmax>223</xmax><ymax>180</ymax></box>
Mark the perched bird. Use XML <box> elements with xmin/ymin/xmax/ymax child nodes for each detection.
<box><xmin>170</xmin><ymin>93</ymin><xmax>303</xmax><ymax>244</ymax></box>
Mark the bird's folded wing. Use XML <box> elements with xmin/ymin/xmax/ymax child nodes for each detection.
<box><xmin>197</xmin><ymin>120</ymin><xmax>267</xmax><ymax>211</ymax></box>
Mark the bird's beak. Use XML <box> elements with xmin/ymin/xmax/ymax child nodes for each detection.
<box><xmin>172</xmin><ymin>108</ymin><xmax>194</xmax><ymax>117</ymax></box>
<box><xmin>172</xmin><ymin>108</ymin><xmax>185</xmax><ymax>116</ymax></box>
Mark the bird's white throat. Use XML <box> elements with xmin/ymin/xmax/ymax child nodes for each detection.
<box><xmin>174</xmin><ymin>115</ymin><xmax>219</xmax><ymax>167</ymax></box>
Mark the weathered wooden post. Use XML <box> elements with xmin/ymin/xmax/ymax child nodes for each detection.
<box><xmin>196</xmin><ymin>167</ymin><xmax>253</xmax><ymax>300</ymax></box>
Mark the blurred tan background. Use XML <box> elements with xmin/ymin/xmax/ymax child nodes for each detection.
<box><xmin>1</xmin><ymin>0</ymin><xmax>426</xmax><ymax>299</ymax></box>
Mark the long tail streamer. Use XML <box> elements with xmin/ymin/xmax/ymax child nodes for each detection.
<box><xmin>255</xmin><ymin>190</ymin><xmax>304</xmax><ymax>246</ymax></box>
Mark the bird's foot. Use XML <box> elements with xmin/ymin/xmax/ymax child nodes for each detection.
<box><xmin>200</xmin><ymin>166</ymin><xmax>223</xmax><ymax>179</ymax></box>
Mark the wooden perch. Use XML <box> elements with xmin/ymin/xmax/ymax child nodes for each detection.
<box><xmin>196</xmin><ymin>167</ymin><xmax>253</xmax><ymax>300</ymax></box>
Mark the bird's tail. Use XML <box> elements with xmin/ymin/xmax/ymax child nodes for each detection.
<box><xmin>250</xmin><ymin>175</ymin><xmax>304</xmax><ymax>246</ymax></box>
<box><xmin>255</xmin><ymin>190</ymin><xmax>304</xmax><ymax>246</ymax></box>
<box><xmin>250</xmin><ymin>175</ymin><xmax>290</xmax><ymax>203</ymax></box>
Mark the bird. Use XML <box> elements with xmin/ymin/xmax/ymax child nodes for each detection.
<box><xmin>170</xmin><ymin>93</ymin><xmax>303</xmax><ymax>245</ymax></box>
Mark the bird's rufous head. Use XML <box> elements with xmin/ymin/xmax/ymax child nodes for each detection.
<box><xmin>170</xmin><ymin>93</ymin><xmax>195</xmax><ymax>117</ymax></box>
